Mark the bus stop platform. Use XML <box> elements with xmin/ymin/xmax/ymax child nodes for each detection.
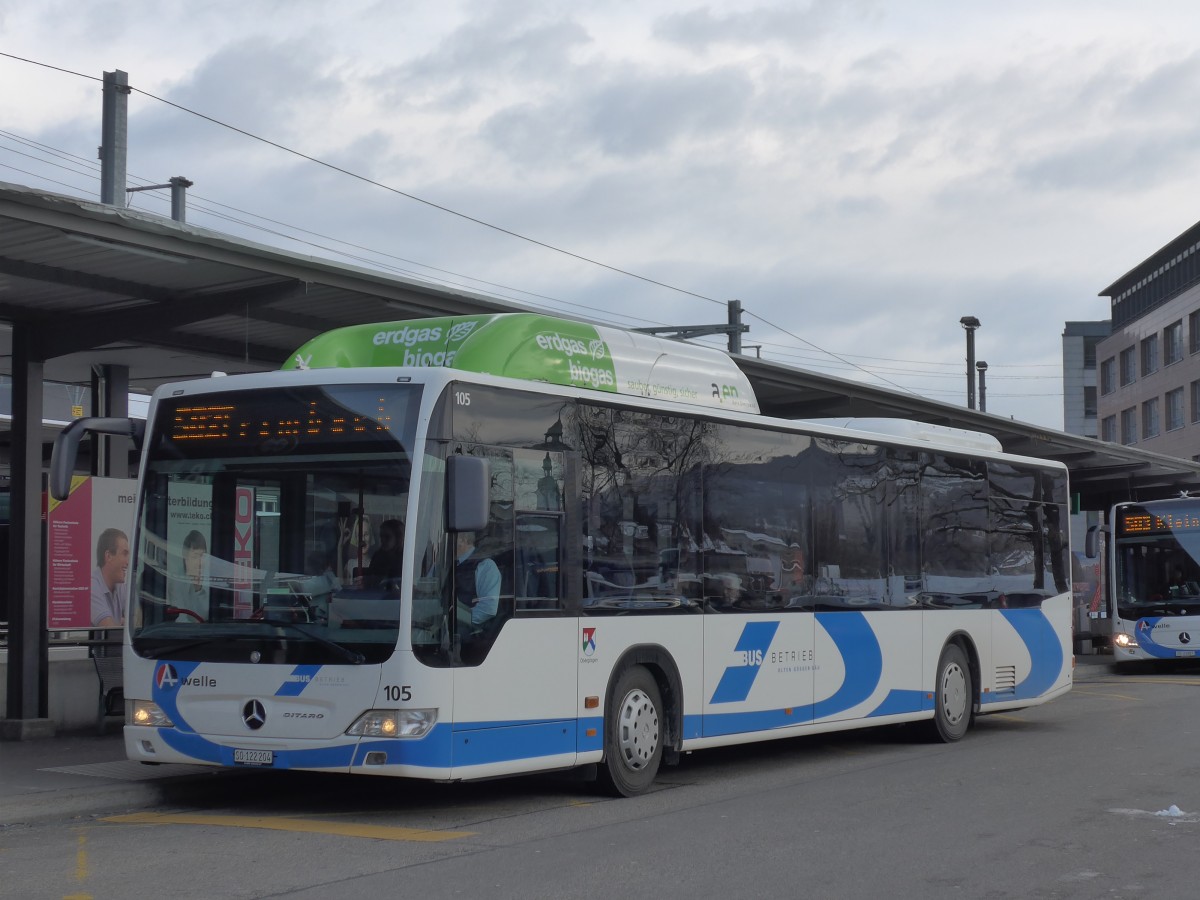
<box><xmin>1</xmin><ymin>653</ymin><xmax>1117</xmax><ymax>826</ymax></box>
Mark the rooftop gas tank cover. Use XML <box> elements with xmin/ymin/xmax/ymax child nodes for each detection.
<box><xmin>284</xmin><ymin>313</ymin><xmax>760</xmax><ymax>415</ymax></box>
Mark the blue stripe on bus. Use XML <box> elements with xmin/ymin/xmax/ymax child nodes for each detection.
<box><xmin>144</xmin><ymin>605</ymin><xmax>1066</xmax><ymax>771</ymax></box>
<box><xmin>981</xmin><ymin>608</ymin><xmax>1064</xmax><ymax>703</ymax></box>
<box><xmin>158</xmin><ymin>727</ymin><xmax>358</xmax><ymax>768</ymax></box>
<box><xmin>452</xmin><ymin>719</ymin><xmax>576</xmax><ymax>766</ymax></box>
<box><xmin>868</xmin><ymin>689</ymin><xmax>926</xmax><ymax>717</ymax></box>
<box><xmin>1128</xmin><ymin>617</ymin><xmax>1198</xmax><ymax>659</ymax></box>
<box><xmin>709</xmin><ymin>620</ymin><xmax>780</xmax><ymax>704</ymax></box>
<box><xmin>700</xmin><ymin>708</ymin><xmax>813</xmax><ymax>737</ymax></box>
<box><xmin>812</xmin><ymin>612</ymin><xmax>883</xmax><ymax>720</ymax></box>
<box><xmin>354</xmin><ymin>726</ymin><xmax>454</xmax><ymax>767</ymax></box>
<box><xmin>274</xmin><ymin>664</ymin><xmax>324</xmax><ymax>697</ymax></box>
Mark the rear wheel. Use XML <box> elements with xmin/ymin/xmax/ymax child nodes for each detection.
<box><xmin>597</xmin><ymin>666</ymin><xmax>663</xmax><ymax>797</ymax></box>
<box><xmin>929</xmin><ymin>643</ymin><xmax>972</xmax><ymax>742</ymax></box>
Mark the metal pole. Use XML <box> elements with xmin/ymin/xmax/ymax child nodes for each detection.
<box><xmin>169</xmin><ymin>176</ymin><xmax>193</xmax><ymax>223</ymax></box>
<box><xmin>960</xmin><ymin>316</ymin><xmax>981</xmax><ymax>410</ymax></box>
<box><xmin>727</xmin><ymin>300</ymin><xmax>743</xmax><ymax>355</ymax></box>
<box><xmin>976</xmin><ymin>361</ymin><xmax>988</xmax><ymax>413</ymax></box>
<box><xmin>99</xmin><ymin>70</ymin><xmax>129</xmax><ymax>206</ymax></box>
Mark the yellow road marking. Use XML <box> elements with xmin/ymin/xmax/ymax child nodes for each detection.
<box><xmin>103</xmin><ymin>812</ymin><xmax>475</xmax><ymax>843</ymax></box>
<box><xmin>1071</xmin><ymin>688</ymin><xmax>1141</xmax><ymax>701</ymax></box>
<box><xmin>74</xmin><ymin>829</ymin><xmax>88</xmax><ymax>883</ymax></box>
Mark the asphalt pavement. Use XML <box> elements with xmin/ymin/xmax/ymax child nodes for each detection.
<box><xmin>0</xmin><ymin>652</ymin><xmax>1116</xmax><ymax>827</ymax></box>
<box><xmin>0</xmin><ymin>723</ymin><xmax>243</xmax><ymax>826</ymax></box>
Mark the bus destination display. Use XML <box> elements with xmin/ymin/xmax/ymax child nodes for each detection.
<box><xmin>159</xmin><ymin>386</ymin><xmax>419</xmax><ymax>455</ymax></box>
<box><xmin>1117</xmin><ymin>506</ymin><xmax>1200</xmax><ymax>537</ymax></box>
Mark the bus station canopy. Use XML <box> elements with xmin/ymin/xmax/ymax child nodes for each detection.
<box><xmin>5</xmin><ymin>177</ymin><xmax>1200</xmax><ymax>729</ymax></box>
<box><xmin>2</xmin><ymin>179</ymin><xmax>1199</xmax><ymax>512</ymax></box>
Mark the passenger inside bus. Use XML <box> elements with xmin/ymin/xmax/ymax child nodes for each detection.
<box><xmin>365</xmin><ymin>518</ymin><xmax>404</xmax><ymax>589</ymax></box>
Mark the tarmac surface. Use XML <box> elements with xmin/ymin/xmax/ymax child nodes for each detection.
<box><xmin>0</xmin><ymin>652</ymin><xmax>1116</xmax><ymax>827</ymax></box>
<box><xmin>0</xmin><ymin>723</ymin><xmax>247</xmax><ymax>826</ymax></box>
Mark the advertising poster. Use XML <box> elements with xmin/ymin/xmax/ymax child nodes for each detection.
<box><xmin>165</xmin><ymin>482</ymin><xmax>214</xmax><ymax>621</ymax></box>
<box><xmin>46</xmin><ymin>476</ymin><xmax>136</xmax><ymax>630</ymax></box>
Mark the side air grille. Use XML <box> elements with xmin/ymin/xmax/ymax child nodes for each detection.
<box><xmin>993</xmin><ymin>665</ymin><xmax>1017</xmax><ymax>695</ymax></box>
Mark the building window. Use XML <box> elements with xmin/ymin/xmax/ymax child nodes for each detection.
<box><xmin>1165</xmin><ymin>321</ymin><xmax>1184</xmax><ymax>366</ymax></box>
<box><xmin>1141</xmin><ymin>334</ymin><xmax>1159</xmax><ymax>377</ymax></box>
<box><xmin>1082</xmin><ymin>335</ymin><xmax>1101</xmax><ymax>368</ymax></box>
<box><xmin>1142</xmin><ymin>398</ymin><xmax>1160</xmax><ymax>439</ymax></box>
<box><xmin>1191</xmin><ymin>310</ymin><xmax>1200</xmax><ymax>354</ymax></box>
<box><xmin>1102</xmin><ymin>415</ymin><xmax>1117</xmax><ymax>443</ymax></box>
<box><xmin>1121</xmin><ymin>407</ymin><xmax>1137</xmax><ymax>444</ymax></box>
<box><xmin>1083</xmin><ymin>386</ymin><xmax>1098</xmax><ymax>417</ymax></box>
<box><xmin>1192</xmin><ymin>380</ymin><xmax>1200</xmax><ymax>423</ymax></box>
<box><xmin>1168</xmin><ymin>387</ymin><xmax>1185</xmax><ymax>431</ymax></box>
<box><xmin>1120</xmin><ymin>346</ymin><xmax>1136</xmax><ymax>385</ymax></box>
<box><xmin>1100</xmin><ymin>357</ymin><xmax>1116</xmax><ymax>395</ymax></box>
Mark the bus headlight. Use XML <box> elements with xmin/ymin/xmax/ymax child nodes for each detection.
<box><xmin>346</xmin><ymin>709</ymin><xmax>437</xmax><ymax>738</ymax></box>
<box><xmin>1113</xmin><ymin>632</ymin><xmax>1138</xmax><ymax>649</ymax></box>
<box><xmin>129</xmin><ymin>700</ymin><xmax>175</xmax><ymax>728</ymax></box>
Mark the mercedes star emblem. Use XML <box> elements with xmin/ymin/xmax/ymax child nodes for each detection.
<box><xmin>243</xmin><ymin>699</ymin><xmax>267</xmax><ymax>730</ymax></box>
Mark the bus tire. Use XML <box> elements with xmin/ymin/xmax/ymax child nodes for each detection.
<box><xmin>929</xmin><ymin>643</ymin><xmax>972</xmax><ymax>743</ymax></box>
<box><xmin>597</xmin><ymin>666</ymin><xmax>663</xmax><ymax>797</ymax></box>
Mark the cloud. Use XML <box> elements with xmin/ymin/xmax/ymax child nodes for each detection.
<box><xmin>482</xmin><ymin>66</ymin><xmax>755</xmax><ymax>164</ymax></box>
<box><xmin>16</xmin><ymin>0</ymin><xmax>1200</xmax><ymax>434</ymax></box>
<box><xmin>1014</xmin><ymin>129</ymin><xmax>1200</xmax><ymax>193</ymax></box>
<box><xmin>653</xmin><ymin>0</ymin><xmax>874</xmax><ymax>51</ymax></box>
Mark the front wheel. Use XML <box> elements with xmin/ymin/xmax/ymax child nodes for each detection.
<box><xmin>597</xmin><ymin>666</ymin><xmax>663</xmax><ymax>797</ymax></box>
<box><xmin>929</xmin><ymin>643</ymin><xmax>972</xmax><ymax>742</ymax></box>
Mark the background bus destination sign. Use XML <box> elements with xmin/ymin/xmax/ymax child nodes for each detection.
<box><xmin>1117</xmin><ymin>507</ymin><xmax>1200</xmax><ymax>536</ymax></box>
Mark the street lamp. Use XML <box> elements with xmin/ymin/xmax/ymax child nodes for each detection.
<box><xmin>976</xmin><ymin>360</ymin><xmax>988</xmax><ymax>413</ymax></box>
<box><xmin>960</xmin><ymin>316</ymin><xmax>981</xmax><ymax>410</ymax></box>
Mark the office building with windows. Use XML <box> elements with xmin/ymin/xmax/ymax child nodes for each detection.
<box><xmin>1063</xmin><ymin>321</ymin><xmax>1111</xmax><ymax>439</ymax></box>
<box><xmin>1097</xmin><ymin>221</ymin><xmax>1200</xmax><ymax>462</ymax></box>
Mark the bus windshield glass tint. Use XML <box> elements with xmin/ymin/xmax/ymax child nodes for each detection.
<box><xmin>132</xmin><ymin>384</ymin><xmax>421</xmax><ymax>665</ymax></box>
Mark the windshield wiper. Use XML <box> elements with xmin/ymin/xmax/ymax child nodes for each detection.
<box><xmin>257</xmin><ymin>617</ymin><xmax>366</xmax><ymax>664</ymax></box>
<box><xmin>139</xmin><ymin>637</ymin><xmax>228</xmax><ymax>659</ymax></box>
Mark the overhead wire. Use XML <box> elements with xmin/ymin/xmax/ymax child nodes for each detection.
<box><xmin>0</xmin><ymin>51</ymin><xmax>1066</xmax><ymax>401</ymax></box>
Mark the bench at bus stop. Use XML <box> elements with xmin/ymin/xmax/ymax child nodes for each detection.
<box><xmin>88</xmin><ymin>632</ymin><xmax>123</xmax><ymax>734</ymax></box>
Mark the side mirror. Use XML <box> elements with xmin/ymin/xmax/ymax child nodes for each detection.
<box><xmin>446</xmin><ymin>454</ymin><xmax>489</xmax><ymax>532</ymax></box>
<box><xmin>49</xmin><ymin>417</ymin><xmax>145</xmax><ymax>501</ymax></box>
<box><xmin>1084</xmin><ymin>524</ymin><xmax>1106</xmax><ymax>559</ymax></box>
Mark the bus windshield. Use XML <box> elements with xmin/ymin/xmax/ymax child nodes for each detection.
<box><xmin>132</xmin><ymin>384</ymin><xmax>422</xmax><ymax>665</ymax></box>
<box><xmin>1114</xmin><ymin>500</ymin><xmax>1200</xmax><ymax>616</ymax></box>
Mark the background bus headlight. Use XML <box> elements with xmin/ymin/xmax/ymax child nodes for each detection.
<box><xmin>346</xmin><ymin>709</ymin><xmax>436</xmax><ymax>738</ymax></box>
<box><xmin>129</xmin><ymin>700</ymin><xmax>175</xmax><ymax>728</ymax></box>
<box><xmin>1113</xmin><ymin>632</ymin><xmax>1138</xmax><ymax>649</ymax></box>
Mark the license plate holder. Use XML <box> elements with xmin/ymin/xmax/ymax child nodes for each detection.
<box><xmin>233</xmin><ymin>748</ymin><xmax>274</xmax><ymax>766</ymax></box>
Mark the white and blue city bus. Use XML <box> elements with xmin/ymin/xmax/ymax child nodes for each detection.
<box><xmin>1096</xmin><ymin>497</ymin><xmax>1200</xmax><ymax>667</ymax></box>
<box><xmin>50</xmin><ymin>313</ymin><xmax>1073</xmax><ymax>796</ymax></box>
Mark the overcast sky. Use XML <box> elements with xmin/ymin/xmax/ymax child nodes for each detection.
<box><xmin>4</xmin><ymin>0</ymin><xmax>1200</xmax><ymax>429</ymax></box>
